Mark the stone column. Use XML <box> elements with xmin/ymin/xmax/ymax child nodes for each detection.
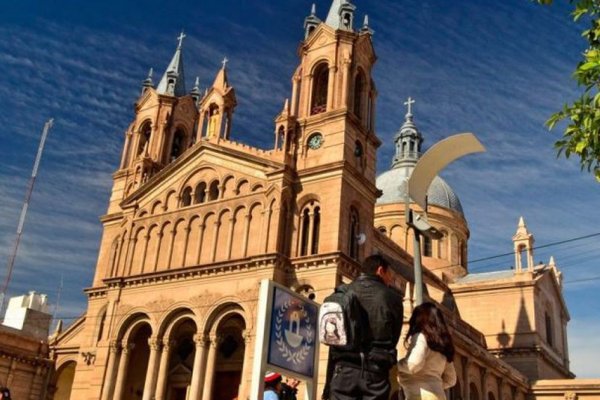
<box><xmin>327</xmin><ymin>65</ymin><xmax>337</xmax><ymax>111</ymax></box>
<box><xmin>120</xmin><ymin>132</ymin><xmax>132</xmax><ymax>169</ymax></box>
<box><xmin>341</xmin><ymin>57</ymin><xmax>351</xmax><ymax>108</ymax></box>
<box><xmin>305</xmin><ymin>74</ymin><xmax>314</xmax><ymax>116</ymax></box>
<box><xmin>155</xmin><ymin>340</ymin><xmax>175</xmax><ymax>400</ymax></box>
<box><xmin>181</xmin><ymin>226</ymin><xmax>191</xmax><ymax>267</ymax></box>
<box><xmin>195</xmin><ymin>224</ymin><xmax>206</xmax><ymax>264</ymax></box>
<box><xmin>142</xmin><ymin>338</ymin><xmax>161</xmax><ymax>400</ymax></box>
<box><xmin>307</xmin><ymin>211</ymin><xmax>315</xmax><ymax>255</ymax></box>
<box><xmin>113</xmin><ymin>343</ymin><xmax>134</xmax><ymax>400</ymax></box>
<box><xmin>153</xmin><ymin>232</ymin><xmax>164</xmax><ymax>272</ymax></box>
<box><xmin>238</xmin><ymin>331</ymin><xmax>254</xmax><ymax>399</ymax></box>
<box><xmin>201</xmin><ymin>335</ymin><xmax>221</xmax><ymax>400</ymax></box>
<box><xmin>100</xmin><ymin>341</ymin><xmax>121</xmax><ymax>400</ymax></box>
<box><xmin>226</xmin><ymin>217</ymin><xmax>236</xmax><ymax>259</ymax></box>
<box><xmin>290</xmin><ymin>75</ymin><xmax>301</xmax><ymax>117</ymax></box>
<box><xmin>242</xmin><ymin>214</ymin><xmax>251</xmax><ymax>258</ymax></box>
<box><xmin>210</xmin><ymin>221</ymin><xmax>221</xmax><ymax>262</ymax></box>
<box><xmin>188</xmin><ymin>335</ymin><xmax>209</xmax><ymax>400</ymax></box>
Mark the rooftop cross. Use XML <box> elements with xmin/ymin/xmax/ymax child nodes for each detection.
<box><xmin>222</xmin><ymin>57</ymin><xmax>229</xmax><ymax>69</ymax></box>
<box><xmin>177</xmin><ymin>31</ymin><xmax>186</xmax><ymax>49</ymax></box>
<box><xmin>404</xmin><ymin>96</ymin><xmax>415</xmax><ymax>116</ymax></box>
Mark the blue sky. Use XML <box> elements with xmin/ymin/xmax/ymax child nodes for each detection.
<box><xmin>1</xmin><ymin>0</ymin><xmax>599</xmax><ymax>377</ymax></box>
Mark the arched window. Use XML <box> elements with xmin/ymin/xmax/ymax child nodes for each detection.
<box><xmin>545</xmin><ymin>312</ymin><xmax>554</xmax><ymax>346</ymax></box>
<box><xmin>354</xmin><ymin>71</ymin><xmax>365</xmax><ymax>119</ymax></box>
<box><xmin>277</xmin><ymin>126</ymin><xmax>285</xmax><ymax>150</ymax></box>
<box><xmin>299</xmin><ymin>201</ymin><xmax>321</xmax><ymax>256</ymax></box>
<box><xmin>349</xmin><ymin>208</ymin><xmax>360</xmax><ymax>260</ymax></box>
<box><xmin>438</xmin><ymin>230</ymin><xmax>448</xmax><ymax>259</ymax></box>
<box><xmin>423</xmin><ymin>236</ymin><xmax>432</xmax><ymax>257</ymax></box>
<box><xmin>311</xmin><ymin>63</ymin><xmax>329</xmax><ymax>115</ymax></box>
<box><xmin>181</xmin><ymin>187</ymin><xmax>192</xmax><ymax>207</ymax></box>
<box><xmin>208</xmin><ymin>180</ymin><xmax>220</xmax><ymax>201</ymax></box>
<box><xmin>195</xmin><ymin>182</ymin><xmax>207</xmax><ymax>204</ymax></box>
<box><xmin>170</xmin><ymin>130</ymin><xmax>186</xmax><ymax>162</ymax></box>
<box><xmin>96</xmin><ymin>309</ymin><xmax>107</xmax><ymax>343</ymax></box>
<box><xmin>137</xmin><ymin>122</ymin><xmax>152</xmax><ymax>156</ymax></box>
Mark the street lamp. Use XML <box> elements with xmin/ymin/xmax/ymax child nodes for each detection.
<box><xmin>406</xmin><ymin>132</ymin><xmax>486</xmax><ymax>305</ymax></box>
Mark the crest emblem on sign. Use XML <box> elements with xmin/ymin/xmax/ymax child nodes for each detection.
<box><xmin>274</xmin><ymin>299</ymin><xmax>314</xmax><ymax>365</ymax></box>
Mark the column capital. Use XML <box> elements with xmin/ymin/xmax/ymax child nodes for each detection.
<box><xmin>241</xmin><ymin>330</ymin><xmax>253</xmax><ymax>345</ymax></box>
<box><xmin>193</xmin><ymin>334</ymin><xmax>209</xmax><ymax>348</ymax></box>
<box><xmin>162</xmin><ymin>339</ymin><xmax>177</xmax><ymax>351</ymax></box>
<box><xmin>209</xmin><ymin>334</ymin><xmax>222</xmax><ymax>349</ymax></box>
<box><xmin>121</xmin><ymin>342</ymin><xmax>135</xmax><ymax>354</ymax></box>
<box><xmin>109</xmin><ymin>340</ymin><xmax>121</xmax><ymax>353</ymax></box>
<box><xmin>148</xmin><ymin>337</ymin><xmax>161</xmax><ymax>351</ymax></box>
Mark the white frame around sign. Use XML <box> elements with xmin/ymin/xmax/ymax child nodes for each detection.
<box><xmin>250</xmin><ymin>279</ymin><xmax>320</xmax><ymax>400</ymax></box>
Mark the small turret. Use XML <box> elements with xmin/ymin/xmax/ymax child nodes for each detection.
<box><xmin>360</xmin><ymin>15</ymin><xmax>374</xmax><ymax>35</ymax></box>
<box><xmin>392</xmin><ymin>97</ymin><xmax>423</xmax><ymax>168</ymax></box>
<box><xmin>513</xmin><ymin>216</ymin><xmax>535</xmax><ymax>273</ymax></box>
<box><xmin>141</xmin><ymin>68</ymin><xmax>154</xmax><ymax>95</ymax></box>
<box><xmin>190</xmin><ymin>76</ymin><xmax>201</xmax><ymax>106</ymax></box>
<box><xmin>326</xmin><ymin>0</ymin><xmax>356</xmax><ymax>31</ymax></box>
<box><xmin>304</xmin><ymin>4</ymin><xmax>321</xmax><ymax>39</ymax></box>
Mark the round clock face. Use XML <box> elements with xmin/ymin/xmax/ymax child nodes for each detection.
<box><xmin>308</xmin><ymin>133</ymin><xmax>323</xmax><ymax>150</ymax></box>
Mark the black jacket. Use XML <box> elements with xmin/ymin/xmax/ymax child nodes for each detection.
<box><xmin>331</xmin><ymin>274</ymin><xmax>404</xmax><ymax>367</ymax></box>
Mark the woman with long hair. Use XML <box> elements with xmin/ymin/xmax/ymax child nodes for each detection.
<box><xmin>398</xmin><ymin>302</ymin><xmax>457</xmax><ymax>400</ymax></box>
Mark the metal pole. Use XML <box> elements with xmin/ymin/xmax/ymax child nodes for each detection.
<box><xmin>413</xmin><ymin>230</ymin><xmax>423</xmax><ymax>306</ymax></box>
<box><xmin>1</xmin><ymin>119</ymin><xmax>53</xmax><ymax>309</ymax></box>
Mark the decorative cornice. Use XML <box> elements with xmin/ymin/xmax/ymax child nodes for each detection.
<box><xmin>102</xmin><ymin>253</ymin><xmax>284</xmax><ymax>289</ymax></box>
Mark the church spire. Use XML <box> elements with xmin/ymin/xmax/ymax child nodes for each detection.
<box><xmin>212</xmin><ymin>57</ymin><xmax>230</xmax><ymax>90</ymax></box>
<box><xmin>156</xmin><ymin>31</ymin><xmax>187</xmax><ymax>97</ymax></box>
<box><xmin>325</xmin><ymin>0</ymin><xmax>356</xmax><ymax>31</ymax></box>
<box><xmin>392</xmin><ymin>97</ymin><xmax>423</xmax><ymax>168</ymax></box>
<box><xmin>141</xmin><ymin>68</ymin><xmax>154</xmax><ymax>95</ymax></box>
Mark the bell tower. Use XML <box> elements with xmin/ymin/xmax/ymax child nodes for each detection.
<box><xmin>289</xmin><ymin>0</ymin><xmax>380</xmax><ymax>265</ymax></box>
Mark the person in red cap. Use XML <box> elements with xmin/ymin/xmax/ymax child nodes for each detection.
<box><xmin>264</xmin><ymin>371</ymin><xmax>283</xmax><ymax>399</ymax></box>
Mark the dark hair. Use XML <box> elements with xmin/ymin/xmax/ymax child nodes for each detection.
<box><xmin>404</xmin><ymin>302</ymin><xmax>455</xmax><ymax>362</ymax></box>
<box><xmin>362</xmin><ymin>254</ymin><xmax>390</xmax><ymax>275</ymax></box>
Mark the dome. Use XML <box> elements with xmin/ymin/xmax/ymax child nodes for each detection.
<box><xmin>376</xmin><ymin>165</ymin><xmax>464</xmax><ymax>214</ymax></box>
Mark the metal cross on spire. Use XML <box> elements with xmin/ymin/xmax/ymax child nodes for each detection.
<box><xmin>404</xmin><ymin>96</ymin><xmax>415</xmax><ymax>116</ymax></box>
<box><xmin>177</xmin><ymin>31</ymin><xmax>186</xmax><ymax>49</ymax></box>
<box><xmin>222</xmin><ymin>57</ymin><xmax>229</xmax><ymax>69</ymax></box>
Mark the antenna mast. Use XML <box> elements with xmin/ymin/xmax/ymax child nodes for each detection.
<box><xmin>1</xmin><ymin>119</ymin><xmax>54</xmax><ymax>305</ymax></box>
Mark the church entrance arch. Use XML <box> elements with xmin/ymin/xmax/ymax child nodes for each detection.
<box><xmin>165</xmin><ymin>317</ymin><xmax>198</xmax><ymax>400</ymax></box>
<box><xmin>123</xmin><ymin>323</ymin><xmax>152</xmax><ymax>400</ymax></box>
<box><xmin>212</xmin><ymin>313</ymin><xmax>246</xmax><ymax>400</ymax></box>
<box><xmin>53</xmin><ymin>361</ymin><xmax>76</xmax><ymax>400</ymax></box>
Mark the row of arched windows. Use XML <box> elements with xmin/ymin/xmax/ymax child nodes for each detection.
<box><xmin>299</xmin><ymin>201</ymin><xmax>321</xmax><ymax>256</ymax></box>
<box><xmin>181</xmin><ymin>181</ymin><xmax>219</xmax><ymax>207</ymax></box>
<box><xmin>131</xmin><ymin>121</ymin><xmax>193</xmax><ymax>167</ymax></box>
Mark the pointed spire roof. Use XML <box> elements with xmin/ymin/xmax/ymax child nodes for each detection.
<box><xmin>516</xmin><ymin>216</ymin><xmax>530</xmax><ymax>235</ymax></box>
<box><xmin>156</xmin><ymin>32</ymin><xmax>187</xmax><ymax>97</ymax></box>
<box><xmin>212</xmin><ymin>57</ymin><xmax>230</xmax><ymax>90</ymax></box>
<box><xmin>191</xmin><ymin>76</ymin><xmax>201</xmax><ymax>95</ymax></box>
<box><xmin>326</xmin><ymin>0</ymin><xmax>356</xmax><ymax>30</ymax></box>
<box><xmin>360</xmin><ymin>14</ymin><xmax>374</xmax><ymax>35</ymax></box>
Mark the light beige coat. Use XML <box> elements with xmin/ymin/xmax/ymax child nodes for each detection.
<box><xmin>398</xmin><ymin>333</ymin><xmax>457</xmax><ymax>400</ymax></box>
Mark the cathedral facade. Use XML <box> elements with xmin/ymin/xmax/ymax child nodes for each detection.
<box><xmin>49</xmin><ymin>1</ymin><xmax>599</xmax><ymax>400</ymax></box>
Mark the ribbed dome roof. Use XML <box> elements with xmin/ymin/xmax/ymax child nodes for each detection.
<box><xmin>379</xmin><ymin>98</ymin><xmax>464</xmax><ymax>214</ymax></box>
<box><xmin>376</xmin><ymin>165</ymin><xmax>464</xmax><ymax>214</ymax></box>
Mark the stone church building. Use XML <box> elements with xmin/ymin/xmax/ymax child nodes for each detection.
<box><xmin>49</xmin><ymin>1</ymin><xmax>599</xmax><ymax>399</ymax></box>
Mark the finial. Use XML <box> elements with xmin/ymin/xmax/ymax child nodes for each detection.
<box><xmin>363</xmin><ymin>14</ymin><xmax>369</xmax><ymax>28</ymax></box>
<box><xmin>549</xmin><ymin>256</ymin><xmax>556</xmax><ymax>267</ymax></box>
<box><xmin>311</xmin><ymin>3</ymin><xmax>317</xmax><ymax>15</ymax></box>
<box><xmin>222</xmin><ymin>57</ymin><xmax>229</xmax><ymax>69</ymax></box>
<box><xmin>404</xmin><ymin>97</ymin><xmax>415</xmax><ymax>118</ymax></box>
<box><xmin>283</xmin><ymin>98</ymin><xmax>290</xmax><ymax>113</ymax></box>
<box><xmin>147</xmin><ymin>68</ymin><xmax>153</xmax><ymax>80</ymax></box>
<box><xmin>194</xmin><ymin>76</ymin><xmax>200</xmax><ymax>89</ymax></box>
<box><xmin>177</xmin><ymin>31</ymin><xmax>186</xmax><ymax>49</ymax></box>
<box><xmin>518</xmin><ymin>216</ymin><xmax>526</xmax><ymax>228</ymax></box>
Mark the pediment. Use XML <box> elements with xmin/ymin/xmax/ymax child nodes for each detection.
<box><xmin>52</xmin><ymin>315</ymin><xmax>86</xmax><ymax>349</ymax></box>
<box><xmin>304</xmin><ymin>24</ymin><xmax>337</xmax><ymax>49</ymax></box>
<box><xmin>136</xmin><ymin>88</ymin><xmax>160</xmax><ymax>112</ymax></box>
<box><xmin>122</xmin><ymin>142</ymin><xmax>279</xmax><ymax>211</ymax></box>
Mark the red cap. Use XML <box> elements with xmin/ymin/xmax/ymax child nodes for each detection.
<box><xmin>264</xmin><ymin>371</ymin><xmax>282</xmax><ymax>383</ymax></box>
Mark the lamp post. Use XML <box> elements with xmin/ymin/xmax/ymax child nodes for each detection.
<box><xmin>406</xmin><ymin>132</ymin><xmax>486</xmax><ymax>305</ymax></box>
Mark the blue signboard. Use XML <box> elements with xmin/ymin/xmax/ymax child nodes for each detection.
<box><xmin>267</xmin><ymin>286</ymin><xmax>318</xmax><ymax>378</ymax></box>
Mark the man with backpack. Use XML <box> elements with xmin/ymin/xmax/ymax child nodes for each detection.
<box><xmin>321</xmin><ymin>254</ymin><xmax>404</xmax><ymax>400</ymax></box>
